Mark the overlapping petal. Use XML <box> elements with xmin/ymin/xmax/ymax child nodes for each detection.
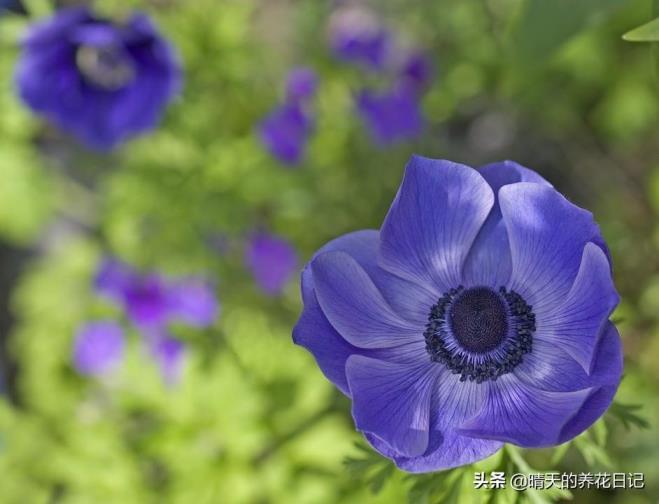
<box><xmin>499</xmin><ymin>182</ymin><xmax>605</xmax><ymax>318</ymax></box>
<box><xmin>459</xmin><ymin>374</ymin><xmax>592</xmax><ymax>447</ymax></box>
<box><xmin>463</xmin><ymin>161</ymin><xmax>551</xmax><ymax>287</ymax></box>
<box><xmin>311</xmin><ymin>251</ymin><xmax>420</xmax><ymax>349</ymax></box>
<box><xmin>346</xmin><ymin>355</ymin><xmax>436</xmax><ymax>457</ymax></box>
<box><xmin>379</xmin><ymin>156</ymin><xmax>494</xmax><ymax>293</ymax></box>
<box><xmin>533</xmin><ymin>242</ymin><xmax>618</xmax><ymax>371</ymax></box>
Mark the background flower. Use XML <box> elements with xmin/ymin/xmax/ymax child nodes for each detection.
<box><xmin>246</xmin><ymin>232</ymin><xmax>298</xmax><ymax>296</ymax></box>
<box><xmin>72</xmin><ymin>320</ymin><xmax>124</xmax><ymax>376</ymax></box>
<box><xmin>15</xmin><ymin>6</ymin><xmax>181</xmax><ymax>150</ymax></box>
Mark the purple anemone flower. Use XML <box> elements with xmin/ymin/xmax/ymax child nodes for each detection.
<box><xmin>258</xmin><ymin>103</ymin><xmax>313</xmax><ymax>166</ymax></box>
<box><xmin>246</xmin><ymin>233</ymin><xmax>298</xmax><ymax>296</ymax></box>
<box><xmin>329</xmin><ymin>6</ymin><xmax>391</xmax><ymax>70</ymax></box>
<box><xmin>73</xmin><ymin>321</ymin><xmax>124</xmax><ymax>376</ymax></box>
<box><xmin>145</xmin><ymin>330</ymin><xmax>185</xmax><ymax>386</ymax></box>
<box><xmin>398</xmin><ymin>51</ymin><xmax>434</xmax><ymax>95</ymax></box>
<box><xmin>285</xmin><ymin>67</ymin><xmax>318</xmax><ymax>104</ymax></box>
<box><xmin>356</xmin><ymin>86</ymin><xmax>423</xmax><ymax>145</ymax></box>
<box><xmin>293</xmin><ymin>156</ymin><xmax>622</xmax><ymax>473</ymax></box>
<box><xmin>94</xmin><ymin>258</ymin><xmax>218</xmax><ymax>329</ymax></box>
<box><xmin>15</xmin><ymin>6</ymin><xmax>181</xmax><ymax>150</ymax></box>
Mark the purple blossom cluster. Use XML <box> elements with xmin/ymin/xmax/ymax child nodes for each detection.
<box><xmin>329</xmin><ymin>5</ymin><xmax>434</xmax><ymax>145</ymax></box>
<box><xmin>72</xmin><ymin>258</ymin><xmax>218</xmax><ymax>385</ymax></box>
<box><xmin>258</xmin><ymin>67</ymin><xmax>318</xmax><ymax>166</ymax></box>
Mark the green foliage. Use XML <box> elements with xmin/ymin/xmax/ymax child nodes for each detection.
<box><xmin>607</xmin><ymin>402</ymin><xmax>651</xmax><ymax>431</ymax></box>
<box><xmin>623</xmin><ymin>16</ymin><xmax>659</xmax><ymax>41</ymax></box>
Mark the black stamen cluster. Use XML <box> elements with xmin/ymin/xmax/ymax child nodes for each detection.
<box><xmin>424</xmin><ymin>286</ymin><xmax>536</xmax><ymax>383</ymax></box>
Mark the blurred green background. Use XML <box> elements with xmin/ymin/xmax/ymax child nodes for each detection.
<box><xmin>0</xmin><ymin>0</ymin><xmax>658</xmax><ymax>502</ymax></box>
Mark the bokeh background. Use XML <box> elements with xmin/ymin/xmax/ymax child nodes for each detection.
<box><xmin>0</xmin><ymin>0</ymin><xmax>658</xmax><ymax>502</ymax></box>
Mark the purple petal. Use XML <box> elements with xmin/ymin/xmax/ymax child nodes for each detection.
<box><xmin>246</xmin><ymin>233</ymin><xmax>298</xmax><ymax>295</ymax></box>
<box><xmin>168</xmin><ymin>277</ymin><xmax>219</xmax><ymax>328</ymax></box>
<box><xmin>311</xmin><ymin>251</ymin><xmax>419</xmax><ymax>349</ymax></box>
<box><xmin>293</xmin><ymin>230</ymin><xmax>433</xmax><ymax>395</ymax></box>
<box><xmin>346</xmin><ymin>355</ymin><xmax>435</xmax><ymax>457</ymax></box>
<box><xmin>321</xmin><ymin>230</ymin><xmax>437</xmax><ymax>324</ymax></box>
<box><xmin>534</xmin><ymin>242</ymin><xmax>618</xmax><ymax>371</ymax></box>
<box><xmin>379</xmin><ymin>156</ymin><xmax>494</xmax><ymax>293</ymax></box>
<box><xmin>371</xmin><ymin>371</ymin><xmax>502</xmax><ymax>472</ymax></box>
<box><xmin>293</xmin><ymin>269</ymin><xmax>363</xmax><ymax>395</ymax></box>
<box><xmin>459</xmin><ymin>374</ymin><xmax>592</xmax><ymax>447</ymax></box>
<box><xmin>515</xmin><ymin>322</ymin><xmax>622</xmax><ymax>394</ymax></box>
<box><xmin>499</xmin><ymin>182</ymin><xmax>607</xmax><ymax>318</ymax></box>
<box><xmin>72</xmin><ymin>321</ymin><xmax>124</xmax><ymax>376</ymax></box>
<box><xmin>462</xmin><ymin>161</ymin><xmax>552</xmax><ymax>288</ymax></box>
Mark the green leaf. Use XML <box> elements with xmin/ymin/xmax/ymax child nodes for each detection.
<box><xmin>343</xmin><ymin>442</ymin><xmax>396</xmax><ymax>495</ymax></box>
<box><xmin>623</xmin><ymin>16</ymin><xmax>659</xmax><ymax>42</ymax></box>
<box><xmin>509</xmin><ymin>0</ymin><xmax>627</xmax><ymax>65</ymax></box>
<box><xmin>607</xmin><ymin>402</ymin><xmax>650</xmax><ymax>430</ymax></box>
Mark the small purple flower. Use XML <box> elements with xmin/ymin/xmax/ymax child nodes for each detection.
<box><xmin>285</xmin><ymin>67</ymin><xmax>318</xmax><ymax>104</ymax></box>
<box><xmin>398</xmin><ymin>51</ymin><xmax>434</xmax><ymax>95</ymax></box>
<box><xmin>73</xmin><ymin>321</ymin><xmax>124</xmax><ymax>376</ymax></box>
<box><xmin>94</xmin><ymin>258</ymin><xmax>218</xmax><ymax>329</ymax></box>
<box><xmin>329</xmin><ymin>6</ymin><xmax>391</xmax><ymax>70</ymax></box>
<box><xmin>259</xmin><ymin>103</ymin><xmax>313</xmax><ymax>166</ymax></box>
<box><xmin>15</xmin><ymin>6</ymin><xmax>181</xmax><ymax>150</ymax></box>
<box><xmin>146</xmin><ymin>330</ymin><xmax>185</xmax><ymax>386</ymax></box>
<box><xmin>168</xmin><ymin>277</ymin><xmax>219</xmax><ymax>328</ymax></box>
<box><xmin>294</xmin><ymin>156</ymin><xmax>622</xmax><ymax>472</ymax></box>
<box><xmin>246</xmin><ymin>233</ymin><xmax>298</xmax><ymax>296</ymax></box>
<box><xmin>356</xmin><ymin>86</ymin><xmax>423</xmax><ymax>145</ymax></box>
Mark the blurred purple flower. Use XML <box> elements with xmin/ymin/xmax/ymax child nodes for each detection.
<box><xmin>123</xmin><ymin>274</ymin><xmax>171</xmax><ymax>328</ymax></box>
<box><xmin>168</xmin><ymin>277</ymin><xmax>219</xmax><ymax>327</ymax></box>
<box><xmin>259</xmin><ymin>103</ymin><xmax>313</xmax><ymax>166</ymax></box>
<box><xmin>285</xmin><ymin>67</ymin><xmax>318</xmax><ymax>103</ymax></box>
<box><xmin>72</xmin><ymin>321</ymin><xmax>124</xmax><ymax>376</ymax></box>
<box><xmin>246</xmin><ymin>233</ymin><xmax>298</xmax><ymax>296</ymax></box>
<box><xmin>147</xmin><ymin>330</ymin><xmax>185</xmax><ymax>386</ymax></box>
<box><xmin>399</xmin><ymin>51</ymin><xmax>434</xmax><ymax>95</ymax></box>
<box><xmin>356</xmin><ymin>86</ymin><xmax>423</xmax><ymax>145</ymax></box>
<box><xmin>15</xmin><ymin>6</ymin><xmax>181</xmax><ymax>150</ymax></box>
<box><xmin>94</xmin><ymin>258</ymin><xmax>218</xmax><ymax>329</ymax></box>
<box><xmin>329</xmin><ymin>6</ymin><xmax>391</xmax><ymax>70</ymax></box>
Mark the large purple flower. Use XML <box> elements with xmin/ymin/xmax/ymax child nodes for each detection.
<box><xmin>293</xmin><ymin>156</ymin><xmax>622</xmax><ymax>472</ymax></box>
<box><xmin>15</xmin><ymin>6</ymin><xmax>181</xmax><ymax>150</ymax></box>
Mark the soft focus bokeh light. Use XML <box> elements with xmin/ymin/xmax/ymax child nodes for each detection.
<box><xmin>0</xmin><ymin>0</ymin><xmax>658</xmax><ymax>502</ymax></box>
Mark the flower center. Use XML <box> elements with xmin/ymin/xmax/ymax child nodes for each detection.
<box><xmin>76</xmin><ymin>45</ymin><xmax>135</xmax><ymax>90</ymax></box>
<box><xmin>424</xmin><ymin>286</ymin><xmax>536</xmax><ymax>383</ymax></box>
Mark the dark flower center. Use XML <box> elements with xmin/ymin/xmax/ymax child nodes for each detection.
<box><xmin>424</xmin><ymin>286</ymin><xmax>536</xmax><ymax>383</ymax></box>
<box><xmin>76</xmin><ymin>45</ymin><xmax>135</xmax><ymax>90</ymax></box>
<box><xmin>449</xmin><ymin>287</ymin><xmax>507</xmax><ymax>353</ymax></box>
